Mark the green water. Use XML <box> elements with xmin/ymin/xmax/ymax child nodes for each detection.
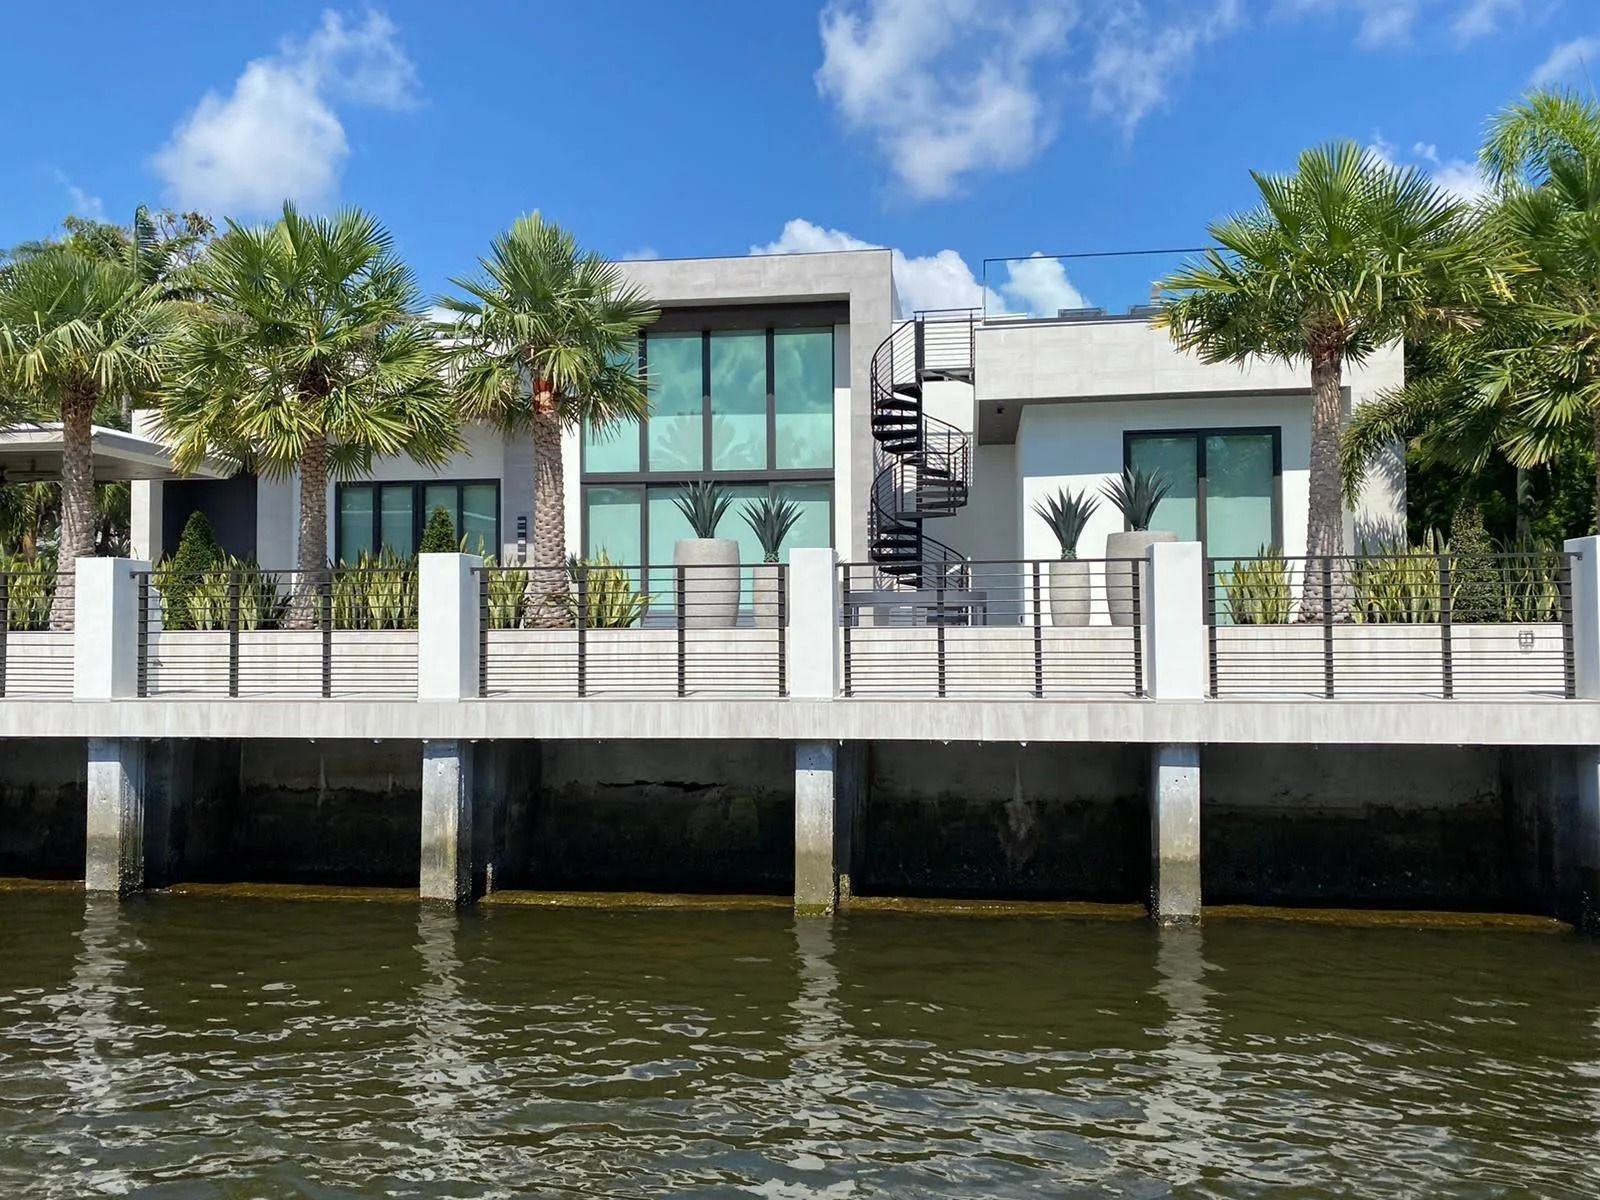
<box><xmin>2</xmin><ymin>891</ymin><xmax>1599</xmax><ymax>1198</ymax></box>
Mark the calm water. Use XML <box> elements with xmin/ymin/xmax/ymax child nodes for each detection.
<box><xmin>2</xmin><ymin>892</ymin><xmax>1599</xmax><ymax>1199</ymax></box>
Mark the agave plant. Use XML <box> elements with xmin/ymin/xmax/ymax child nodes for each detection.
<box><xmin>1032</xmin><ymin>488</ymin><xmax>1099</xmax><ymax>560</ymax></box>
<box><xmin>740</xmin><ymin>496</ymin><xmax>803</xmax><ymax>563</ymax></box>
<box><xmin>0</xmin><ymin>550</ymin><xmax>56</xmax><ymax>631</ymax></box>
<box><xmin>673</xmin><ymin>481</ymin><xmax>734</xmax><ymax>539</ymax></box>
<box><xmin>550</xmin><ymin>552</ymin><xmax>648</xmax><ymax>628</ymax></box>
<box><xmin>1100</xmin><ymin>467</ymin><xmax>1172</xmax><ymax>532</ymax></box>
<box><xmin>1217</xmin><ymin>551</ymin><xmax>1293</xmax><ymax>624</ymax></box>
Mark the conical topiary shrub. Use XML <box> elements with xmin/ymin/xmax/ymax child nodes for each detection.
<box><xmin>419</xmin><ymin>505</ymin><xmax>458</xmax><ymax>554</ymax></box>
<box><xmin>159</xmin><ymin>511</ymin><xmax>222</xmax><ymax>630</ymax></box>
<box><xmin>1449</xmin><ymin>501</ymin><xmax>1501</xmax><ymax>623</ymax></box>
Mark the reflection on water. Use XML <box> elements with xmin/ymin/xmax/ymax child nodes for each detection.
<box><xmin>2</xmin><ymin>892</ymin><xmax>1599</xmax><ymax>1198</ymax></box>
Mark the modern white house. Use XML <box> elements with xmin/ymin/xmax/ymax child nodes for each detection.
<box><xmin>110</xmin><ymin>247</ymin><xmax>1405</xmax><ymax>583</ymax></box>
<box><xmin>6</xmin><ymin>247</ymin><xmax>1600</xmax><ymax>933</ymax></box>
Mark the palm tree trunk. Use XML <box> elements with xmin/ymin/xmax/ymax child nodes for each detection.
<box><xmin>1301</xmin><ymin>347</ymin><xmax>1347</xmax><ymax>618</ymax></box>
<box><xmin>50</xmin><ymin>389</ymin><xmax>97</xmax><ymax>630</ymax></box>
<box><xmin>529</xmin><ymin>391</ymin><xmax>568</xmax><ymax>628</ymax></box>
<box><xmin>289</xmin><ymin>433</ymin><xmax>330</xmax><ymax>629</ymax></box>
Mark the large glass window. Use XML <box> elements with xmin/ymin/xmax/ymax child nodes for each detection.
<box><xmin>1126</xmin><ymin>435</ymin><xmax>1199</xmax><ymax>542</ymax></box>
<box><xmin>338</xmin><ymin>488</ymin><xmax>375</xmax><ymax>561</ymax></box>
<box><xmin>1124</xmin><ymin>429</ymin><xmax>1279</xmax><ymax>555</ymax></box>
<box><xmin>335</xmin><ymin>481</ymin><xmax>501</xmax><ymax>563</ymax></box>
<box><xmin>711</xmin><ymin>331</ymin><xmax>767</xmax><ymax>470</ymax></box>
<box><xmin>646</xmin><ymin>334</ymin><xmax>703</xmax><ymax>472</ymax></box>
<box><xmin>585</xmin><ymin>327</ymin><xmax>836</xmax><ymax>477</ymax></box>
<box><xmin>774</xmin><ymin>329</ymin><xmax>833</xmax><ymax>469</ymax></box>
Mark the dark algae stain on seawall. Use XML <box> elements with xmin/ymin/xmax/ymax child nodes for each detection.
<box><xmin>2</xmin><ymin>892</ymin><xmax>1599</xmax><ymax>1198</ymax></box>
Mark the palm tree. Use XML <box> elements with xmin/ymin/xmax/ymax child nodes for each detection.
<box><xmin>438</xmin><ymin>212</ymin><xmax>657</xmax><ymax>620</ymax></box>
<box><xmin>1343</xmin><ymin>91</ymin><xmax>1600</xmax><ymax>531</ymax></box>
<box><xmin>1158</xmin><ymin>142</ymin><xmax>1483</xmax><ymax>605</ymax></box>
<box><xmin>0</xmin><ymin>245</ymin><xmax>178</xmax><ymax>626</ymax></box>
<box><xmin>158</xmin><ymin>203</ymin><xmax>459</xmax><ymax>623</ymax></box>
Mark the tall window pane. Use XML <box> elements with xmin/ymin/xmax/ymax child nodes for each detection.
<box><xmin>775</xmin><ymin>482</ymin><xmax>832</xmax><ymax>561</ymax></box>
<box><xmin>775</xmin><ymin>329</ymin><xmax>833</xmax><ymax>469</ymax></box>
<box><xmin>585</xmin><ymin>485</ymin><xmax>642</xmax><ymax>570</ymax></box>
<box><xmin>462</xmin><ymin>484</ymin><xmax>497</xmax><ymax>557</ymax></box>
<box><xmin>711</xmin><ymin>331</ymin><xmax>767</xmax><ymax>469</ymax></box>
<box><xmin>647</xmin><ymin>486</ymin><xmax>722</xmax><ymax>601</ymax></box>
<box><xmin>646</xmin><ymin>334</ymin><xmax>703</xmax><ymax>471</ymax></box>
<box><xmin>379</xmin><ymin>485</ymin><xmax>414</xmax><ymax>557</ymax></box>
<box><xmin>583</xmin><ymin>419</ymin><xmax>640</xmax><ymax>473</ymax></box>
<box><xmin>338</xmin><ymin>486</ymin><xmax>373</xmax><ymax>563</ymax></box>
<box><xmin>1127</xmin><ymin>436</ymin><xmax>1198</xmax><ymax>541</ymax></box>
<box><xmin>1205</xmin><ymin>434</ymin><xmax>1276</xmax><ymax>558</ymax></box>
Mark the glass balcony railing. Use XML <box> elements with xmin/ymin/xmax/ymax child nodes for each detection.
<box><xmin>978</xmin><ymin>248</ymin><xmax>1214</xmax><ymax>322</ymax></box>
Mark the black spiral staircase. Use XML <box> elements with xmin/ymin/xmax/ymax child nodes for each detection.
<box><xmin>867</xmin><ymin>310</ymin><xmax>976</xmax><ymax>587</ymax></box>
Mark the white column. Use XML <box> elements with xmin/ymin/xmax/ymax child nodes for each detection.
<box><xmin>85</xmin><ymin>737</ymin><xmax>146</xmax><ymax>894</ymax></box>
<box><xmin>788</xmin><ymin>548</ymin><xmax>840</xmax><ymax>699</ymax></box>
<box><xmin>1564</xmin><ymin>537</ymin><xmax>1600</xmax><ymax>930</ymax></box>
<box><xmin>74</xmin><ymin>557</ymin><xmax>148</xmax><ymax>700</ymax></box>
<box><xmin>418</xmin><ymin>554</ymin><xmax>482</xmax><ymax>701</ymax></box>
<box><xmin>1144</xmin><ymin>541</ymin><xmax>1206</xmax><ymax>700</ymax></box>
<box><xmin>1566</xmin><ymin>537</ymin><xmax>1600</xmax><ymax>699</ymax></box>
<box><xmin>795</xmin><ymin>741</ymin><xmax>839</xmax><ymax>914</ymax></box>
<box><xmin>129</xmin><ymin>411</ymin><xmax>164</xmax><ymax>562</ymax></box>
<box><xmin>1150</xmin><ymin>743</ymin><xmax>1202</xmax><ymax>923</ymax></box>
<box><xmin>421</xmin><ymin>740</ymin><xmax>473</xmax><ymax>903</ymax></box>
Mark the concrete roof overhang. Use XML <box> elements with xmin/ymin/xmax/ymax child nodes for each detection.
<box><xmin>0</xmin><ymin>423</ymin><xmax>234</xmax><ymax>483</ymax></box>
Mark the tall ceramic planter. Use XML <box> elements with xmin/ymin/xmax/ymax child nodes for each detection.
<box><xmin>673</xmin><ymin>538</ymin><xmax>740</xmax><ymax>628</ymax></box>
<box><xmin>1047</xmin><ymin>559</ymin><xmax>1090</xmax><ymax>626</ymax></box>
<box><xmin>1104</xmin><ymin>530</ymin><xmax>1176</xmax><ymax>626</ymax></box>
<box><xmin>752</xmin><ymin>561</ymin><xmax>783</xmax><ymax>629</ymax></box>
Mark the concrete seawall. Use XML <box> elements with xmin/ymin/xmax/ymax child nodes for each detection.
<box><xmin>3</xmin><ymin>736</ymin><xmax>1594</xmax><ymax>926</ymax></box>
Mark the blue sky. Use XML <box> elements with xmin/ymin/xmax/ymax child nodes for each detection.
<box><xmin>4</xmin><ymin>2</ymin><xmax>1597</xmax><ymax>314</ymax></box>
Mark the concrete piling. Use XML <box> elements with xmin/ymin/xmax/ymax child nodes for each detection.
<box><xmin>1150</xmin><ymin>743</ymin><xmax>1202</xmax><ymax>923</ymax></box>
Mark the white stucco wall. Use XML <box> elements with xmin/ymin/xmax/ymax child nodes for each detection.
<box><xmin>1016</xmin><ymin>394</ymin><xmax>1317</xmax><ymax>562</ymax></box>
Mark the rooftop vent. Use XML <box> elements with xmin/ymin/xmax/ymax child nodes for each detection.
<box><xmin>1126</xmin><ymin>304</ymin><xmax>1163</xmax><ymax>319</ymax></box>
<box><xmin>1055</xmin><ymin>306</ymin><xmax>1107</xmax><ymax>321</ymax></box>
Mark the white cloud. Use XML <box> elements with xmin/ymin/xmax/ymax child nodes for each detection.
<box><xmin>617</xmin><ymin>246</ymin><xmax>659</xmax><ymax>261</ymax></box>
<box><xmin>48</xmin><ymin>168</ymin><xmax>106</xmax><ymax>222</ymax></box>
<box><xmin>815</xmin><ymin>0</ymin><xmax>1076</xmax><ymax>199</ymax></box>
<box><xmin>1530</xmin><ymin>36</ymin><xmax>1600</xmax><ymax>88</ymax></box>
<box><xmin>1000</xmin><ymin>252</ymin><xmax>1089</xmax><ymax>314</ymax></box>
<box><xmin>151</xmin><ymin>9</ymin><xmax>419</xmax><ymax>216</ymax></box>
<box><xmin>1367</xmin><ymin>133</ymin><xmax>1490</xmax><ymax>203</ymax></box>
<box><xmin>1451</xmin><ymin>0</ymin><xmax>1522</xmax><ymax>45</ymax></box>
<box><xmin>1089</xmin><ymin>0</ymin><xmax>1242</xmax><ymax>132</ymax></box>
<box><xmin>751</xmin><ymin>219</ymin><xmax>1087</xmax><ymax>316</ymax></box>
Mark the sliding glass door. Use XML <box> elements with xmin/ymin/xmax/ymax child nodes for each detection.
<box><xmin>1125</xmin><ymin>428</ymin><xmax>1280</xmax><ymax>557</ymax></box>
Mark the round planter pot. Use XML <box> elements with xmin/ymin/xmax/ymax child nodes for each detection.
<box><xmin>1104</xmin><ymin>530</ymin><xmax>1177</xmax><ymax>626</ymax></box>
<box><xmin>673</xmin><ymin>538</ymin><xmax>741</xmax><ymax>628</ymax></box>
<box><xmin>1047</xmin><ymin>559</ymin><xmax>1091</xmax><ymax>627</ymax></box>
<box><xmin>751</xmin><ymin>561</ymin><xmax>784</xmax><ymax>629</ymax></box>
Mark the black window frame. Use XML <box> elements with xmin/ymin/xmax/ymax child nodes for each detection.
<box><xmin>579</xmin><ymin>320</ymin><xmax>837</xmax><ymax>570</ymax></box>
<box><xmin>334</xmin><ymin>479</ymin><xmax>501</xmax><ymax>563</ymax></box>
<box><xmin>1122</xmin><ymin>426</ymin><xmax>1283</xmax><ymax>552</ymax></box>
<box><xmin>580</xmin><ymin>325</ymin><xmax>836</xmax><ymax>483</ymax></box>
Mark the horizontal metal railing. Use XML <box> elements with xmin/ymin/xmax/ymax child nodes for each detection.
<box><xmin>476</xmin><ymin>562</ymin><xmax>788</xmax><ymax>699</ymax></box>
<box><xmin>0</xmin><ymin>567</ymin><xmax>71</xmax><ymax>698</ymax></box>
<box><xmin>133</xmin><ymin>567</ymin><xmax>420</xmax><ymax>699</ymax></box>
<box><xmin>839</xmin><ymin>559</ymin><xmax>1144</xmax><ymax>699</ymax></box>
<box><xmin>1206</xmin><ymin>552</ymin><xmax>1576</xmax><ymax>699</ymax></box>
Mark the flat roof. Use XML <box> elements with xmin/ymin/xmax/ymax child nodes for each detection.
<box><xmin>0</xmin><ymin>423</ymin><xmax>233</xmax><ymax>482</ymax></box>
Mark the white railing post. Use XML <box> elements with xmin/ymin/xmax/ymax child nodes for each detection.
<box><xmin>1565</xmin><ymin>536</ymin><xmax>1600</xmax><ymax>699</ymax></box>
<box><xmin>788</xmin><ymin>548</ymin><xmax>840</xmax><ymax>698</ymax></box>
<box><xmin>74</xmin><ymin>557</ymin><xmax>148</xmax><ymax>700</ymax></box>
<box><xmin>418</xmin><ymin>554</ymin><xmax>482</xmax><ymax>701</ymax></box>
<box><xmin>1143</xmin><ymin>541</ymin><xmax>1206</xmax><ymax>701</ymax></box>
